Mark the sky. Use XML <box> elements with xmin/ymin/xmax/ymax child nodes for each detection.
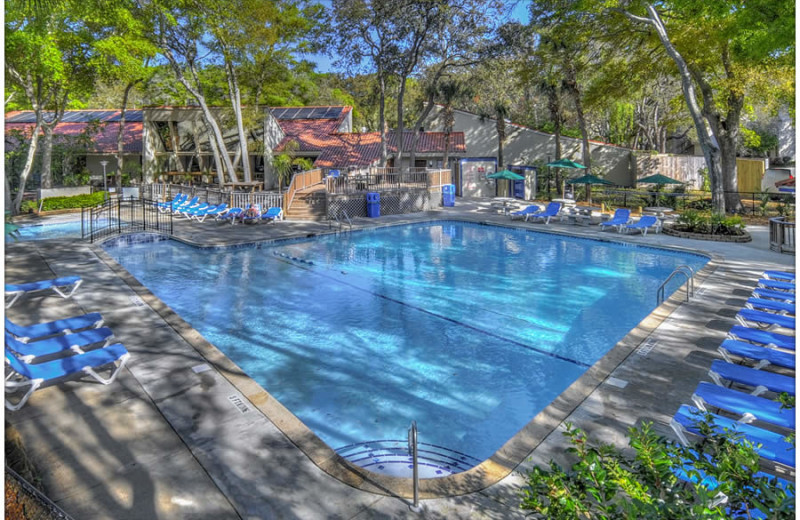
<box><xmin>302</xmin><ymin>1</ymin><xmax>531</xmax><ymax>74</ymax></box>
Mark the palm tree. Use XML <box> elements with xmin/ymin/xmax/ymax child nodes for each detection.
<box><xmin>438</xmin><ymin>80</ymin><xmax>471</xmax><ymax>168</ymax></box>
<box><xmin>494</xmin><ymin>101</ymin><xmax>509</xmax><ymax>169</ymax></box>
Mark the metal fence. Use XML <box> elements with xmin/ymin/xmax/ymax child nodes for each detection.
<box><xmin>140</xmin><ymin>184</ymin><xmax>283</xmax><ymax>211</ymax></box>
<box><xmin>328</xmin><ymin>169</ymin><xmax>451</xmax><ymax>195</ymax></box>
<box><xmin>81</xmin><ymin>198</ymin><xmax>173</xmax><ymax>243</ymax></box>
<box><xmin>579</xmin><ymin>189</ymin><xmax>795</xmax><ymax>218</ymax></box>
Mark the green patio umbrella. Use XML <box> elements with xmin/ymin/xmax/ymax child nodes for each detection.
<box><xmin>487</xmin><ymin>169</ymin><xmax>524</xmax><ymax>196</ymax></box>
<box><xmin>566</xmin><ymin>174</ymin><xmax>613</xmax><ymax>203</ymax></box>
<box><xmin>546</xmin><ymin>158</ymin><xmax>587</xmax><ymax>169</ymax></box>
<box><xmin>487</xmin><ymin>169</ymin><xmax>525</xmax><ymax>180</ymax></box>
<box><xmin>636</xmin><ymin>173</ymin><xmax>684</xmax><ymax>185</ymax></box>
<box><xmin>637</xmin><ymin>174</ymin><xmax>684</xmax><ymax>206</ymax></box>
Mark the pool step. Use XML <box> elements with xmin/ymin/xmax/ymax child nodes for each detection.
<box><xmin>335</xmin><ymin>440</ymin><xmax>481</xmax><ymax>478</ymax></box>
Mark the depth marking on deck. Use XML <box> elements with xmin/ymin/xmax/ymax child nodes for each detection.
<box><xmin>192</xmin><ymin>363</ymin><xmax>212</xmax><ymax>374</ymax></box>
<box><xmin>129</xmin><ymin>294</ymin><xmax>145</xmax><ymax>307</ymax></box>
<box><xmin>636</xmin><ymin>338</ymin><xmax>658</xmax><ymax>356</ymax></box>
<box><xmin>605</xmin><ymin>377</ymin><xmax>628</xmax><ymax>389</ymax></box>
<box><xmin>228</xmin><ymin>395</ymin><xmax>250</xmax><ymax>414</ymax></box>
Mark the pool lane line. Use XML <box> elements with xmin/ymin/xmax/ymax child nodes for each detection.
<box><xmin>270</xmin><ymin>254</ymin><xmax>592</xmax><ymax>369</ymax></box>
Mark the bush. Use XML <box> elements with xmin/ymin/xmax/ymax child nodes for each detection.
<box><xmin>675</xmin><ymin>211</ymin><xmax>746</xmax><ymax>235</ymax></box>
<box><xmin>520</xmin><ymin>422</ymin><xmax>795</xmax><ymax>519</ymax></box>
<box><xmin>39</xmin><ymin>192</ymin><xmax>106</xmax><ymax>211</ymax></box>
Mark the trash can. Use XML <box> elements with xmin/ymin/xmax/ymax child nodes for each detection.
<box><xmin>366</xmin><ymin>192</ymin><xmax>380</xmax><ymax>218</ymax></box>
<box><xmin>442</xmin><ymin>184</ymin><xmax>455</xmax><ymax>207</ymax></box>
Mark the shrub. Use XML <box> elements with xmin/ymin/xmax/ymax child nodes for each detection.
<box><xmin>39</xmin><ymin>192</ymin><xmax>106</xmax><ymax>211</ymax></box>
<box><xmin>520</xmin><ymin>422</ymin><xmax>795</xmax><ymax>520</ymax></box>
<box><xmin>674</xmin><ymin>210</ymin><xmax>746</xmax><ymax>235</ymax></box>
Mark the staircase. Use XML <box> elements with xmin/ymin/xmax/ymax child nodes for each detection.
<box><xmin>285</xmin><ymin>186</ymin><xmax>327</xmax><ymax>221</ymax></box>
<box><xmin>335</xmin><ymin>440</ymin><xmax>482</xmax><ymax>478</ymax></box>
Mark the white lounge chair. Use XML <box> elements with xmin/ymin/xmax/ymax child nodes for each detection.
<box><xmin>5</xmin><ymin>276</ymin><xmax>83</xmax><ymax>309</ymax></box>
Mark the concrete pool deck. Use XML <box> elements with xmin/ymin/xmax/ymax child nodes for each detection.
<box><xmin>4</xmin><ymin>199</ymin><xmax>795</xmax><ymax>519</ymax></box>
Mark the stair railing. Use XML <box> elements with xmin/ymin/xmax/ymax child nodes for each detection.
<box><xmin>283</xmin><ymin>168</ymin><xmax>324</xmax><ymax>215</ymax></box>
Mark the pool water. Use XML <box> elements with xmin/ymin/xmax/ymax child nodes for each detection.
<box><xmin>13</xmin><ymin>217</ymin><xmax>124</xmax><ymax>241</ymax></box>
<box><xmin>103</xmin><ymin>221</ymin><xmax>708</xmax><ymax>468</ymax></box>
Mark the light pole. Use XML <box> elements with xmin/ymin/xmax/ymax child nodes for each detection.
<box><xmin>100</xmin><ymin>160</ymin><xmax>109</xmax><ymax>199</ymax></box>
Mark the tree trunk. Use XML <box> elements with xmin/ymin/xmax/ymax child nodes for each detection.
<box><xmin>40</xmin><ymin>126</ymin><xmax>55</xmax><ymax>189</ymax></box>
<box><xmin>204</xmin><ymin>122</ymin><xmax>226</xmax><ymax>186</ymax></box>
<box><xmin>12</xmin><ymin>120</ymin><xmax>43</xmax><ymax>214</ymax></box>
<box><xmin>408</xmin><ymin>91</ymin><xmax>437</xmax><ymax>169</ymax></box>
<box><xmin>378</xmin><ymin>70</ymin><xmax>388</xmax><ymax>167</ymax></box>
<box><xmin>170</xmin><ymin>121</ymin><xmax>185</xmax><ymax>173</ymax></box>
<box><xmin>496</xmin><ymin>119</ymin><xmax>505</xmax><ymax>170</ymax></box>
<box><xmin>117</xmin><ymin>82</ymin><xmax>135</xmax><ymax>189</ymax></box>
<box><xmin>396</xmin><ymin>77</ymin><xmax>407</xmax><ymax>169</ymax></box>
<box><xmin>620</xmin><ymin>5</ymin><xmax>726</xmax><ymax>213</ymax></box>
<box><xmin>226</xmin><ymin>60</ymin><xmax>251</xmax><ymax>182</ymax></box>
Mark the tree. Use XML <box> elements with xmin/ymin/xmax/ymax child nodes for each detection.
<box><xmin>5</xmin><ymin>0</ymin><xmax>94</xmax><ymax>212</ymax></box>
<box><xmin>88</xmin><ymin>0</ymin><xmax>158</xmax><ymax>190</ymax></box>
<box><xmin>609</xmin><ymin>0</ymin><xmax>794</xmax><ymax>214</ymax></box>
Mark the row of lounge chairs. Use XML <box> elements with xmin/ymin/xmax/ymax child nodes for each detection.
<box><xmin>509</xmin><ymin>204</ymin><xmax>660</xmax><ymax>236</ymax></box>
<box><xmin>156</xmin><ymin>194</ymin><xmax>283</xmax><ymax>224</ymax></box>
<box><xmin>4</xmin><ymin>276</ymin><xmax>130</xmax><ymax>410</ymax></box>
<box><xmin>668</xmin><ymin>270</ymin><xmax>795</xmax><ymax>514</ymax></box>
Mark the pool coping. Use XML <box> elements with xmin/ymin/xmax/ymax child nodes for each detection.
<box><xmin>92</xmin><ymin>217</ymin><xmax>722</xmax><ymax>499</ymax></box>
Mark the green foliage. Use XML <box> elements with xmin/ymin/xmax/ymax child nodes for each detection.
<box><xmin>698</xmin><ymin>168</ymin><xmax>711</xmax><ymax>192</ymax></box>
<box><xmin>740</xmin><ymin>127</ymin><xmax>779</xmax><ymax>157</ymax></box>
<box><xmin>39</xmin><ymin>192</ymin><xmax>107</xmax><ymax>212</ymax></box>
<box><xmin>5</xmin><ymin>212</ymin><xmax>21</xmax><ymax>242</ymax></box>
<box><xmin>520</xmin><ymin>422</ymin><xmax>794</xmax><ymax>520</ymax></box>
<box><xmin>676</xmin><ymin>210</ymin><xmax>746</xmax><ymax>235</ymax></box>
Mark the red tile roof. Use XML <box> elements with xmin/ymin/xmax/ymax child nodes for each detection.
<box><xmin>277</xmin><ymin>129</ymin><xmax>466</xmax><ymax>168</ymax></box>
<box><xmin>5</xmin><ymin>121</ymin><xmax>143</xmax><ymax>153</ymax></box>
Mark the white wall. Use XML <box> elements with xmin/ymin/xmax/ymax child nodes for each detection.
<box><xmin>426</xmin><ymin>106</ymin><xmax>635</xmax><ymax>198</ymax></box>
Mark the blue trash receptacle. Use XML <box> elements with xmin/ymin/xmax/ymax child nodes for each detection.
<box><xmin>366</xmin><ymin>192</ymin><xmax>380</xmax><ymax>218</ymax></box>
<box><xmin>442</xmin><ymin>184</ymin><xmax>456</xmax><ymax>207</ymax></box>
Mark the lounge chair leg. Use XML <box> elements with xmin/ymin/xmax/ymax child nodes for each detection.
<box><xmin>5</xmin><ymin>379</ymin><xmax>42</xmax><ymax>411</ymax></box>
<box><xmin>5</xmin><ymin>292</ymin><xmax>22</xmax><ymax>309</ymax></box>
<box><xmin>82</xmin><ymin>353</ymin><xmax>130</xmax><ymax>385</ymax></box>
<box><xmin>51</xmin><ymin>280</ymin><xmax>82</xmax><ymax>300</ymax></box>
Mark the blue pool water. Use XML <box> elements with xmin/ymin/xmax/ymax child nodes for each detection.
<box><xmin>103</xmin><ymin>221</ymin><xmax>708</xmax><ymax>468</ymax></box>
<box><xmin>14</xmin><ymin>218</ymin><xmax>84</xmax><ymax>241</ymax></box>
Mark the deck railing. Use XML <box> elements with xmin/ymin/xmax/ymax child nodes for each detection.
<box><xmin>769</xmin><ymin>216</ymin><xmax>795</xmax><ymax>255</ymax></box>
<box><xmin>141</xmin><ymin>183</ymin><xmax>283</xmax><ymax>211</ymax></box>
<box><xmin>328</xmin><ymin>168</ymin><xmax>452</xmax><ymax>195</ymax></box>
<box><xmin>81</xmin><ymin>198</ymin><xmax>173</xmax><ymax>243</ymax></box>
<box><xmin>283</xmin><ymin>168</ymin><xmax>325</xmax><ymax>210</ymax></box>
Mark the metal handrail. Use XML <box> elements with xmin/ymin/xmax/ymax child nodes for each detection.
<box><xmin>657</xmin><ymin>265</ymin><xmax>695</xmax><ymax>304</ymax></box>
<box><xmin>408</xmin><ymin>421</ymin><xmax>420</xmax><ymax>511</ymax></box>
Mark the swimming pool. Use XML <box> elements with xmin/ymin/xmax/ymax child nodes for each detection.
<box><xmin>13</xmin><ymin>218</ymin><xmax>84</xmax><ymax>241</ymax></box>
<box><xmin>103</xmin><ymin>221</ymin><xmax>708</xmax><ymax>474</ymax></box>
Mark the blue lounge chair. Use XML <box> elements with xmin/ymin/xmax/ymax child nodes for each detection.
<box><xmin>526</xmin><ymin>202</ymin><xmax>562</xmax><ymax>224</ymax></box>
<box><xmin>5</xmin><ymin>343</ymin><xmax>130</xmax><ymax>411</ymax></box>
<box><xmin>736</xmin><ymin>308</ymin><xmax>795</xmax><ymax>330</ymax></box>
<box><xmin>5</xmin><ymin>276</ymin><xmax>83</xmax><ymax>309</ymax></box>
<box><xmin>728</xmin><ymin>325</ymin><xmax>795</xmax><ymax>350</ymax></box>
<box><xmin>157</xmin><ymin>193</ymin><xmax>186</xmax><ymax>213</ymax></box>
<box><xmin>260</xmin><ymin>207</ymin><xmax>283</xmax><ymax>222</ymax></box>
<box><xmin>509</xmin><ymin>205</ymin><xmax>541</xmax><ymax>220</ymax></box>
<box><xmin>218</xmin><ymin>207</ymin><xmax>243</xmax><ymax>224</ymax></box>
<box><xmin>708</xmin><ymin>360</ymin><xmax>795</xmax><ymax>396</ymax></box>
<box><xmin>6</xmin><ymin>313</ymin><xmax>104</xmax><ymax>343</ymax></box>
<box><xmin>671</xmin><ymin>404</ymin><xmax>795</xmax><ymax>467</ymax></box>
<box><xmin>718</xmin><ymin>339</ymin><xmax>796</xmax><ymax>370</ymax></box>
<box><xmin>170</xmin><ymin>196</ymin><xmax>199</xmax><ymax>214</ymax></box>
<box><xmin>757</xmin><ymin>279</ymin><xmax>795</xmax><ymax>292</ymax></box>
<box><xmin>5</xmin><ymin>328</ymin><xmax>115</xmax><ymax>362</ymax></box>
<box><xmin>176</xmin><ymin>201</ymin><xmax>208</xmax><ymax>218</ymax></box>
<box><xmin>240</xmin><ymin>204</ymin><xmax>262</xmax><ymax>224</ymax></box>
<box><xmin>692</xmin><ymin>381</ymin><xmax>795</xmax><ymax>430</ymax></box>
<box><xmin>599</xmin><ymin>208</ymin><xmax>631</xmax><ymax>232</ymax></box>
<box><xmin>624</xmin><ymin>215</ymin><xmax>659</xmax><ymax>236</ymax></box>
<box><xmin>745</xmin><ymin>297</ymin><xmax>795</xmax><ymax>315</ymax></box>
<box><xmin>193</xmin><ymin>203</ymin><xmax>228</xmax><ymax>223</ymax></box>
<box><xmin>763</xmin><ymin>270</ymin><xmax>795</xmax><ymax>282</ymax></box>
<box><xmin>752</xmin><ymin>288</ymin><xmax>796</xmax><ymax>303</ymax></box>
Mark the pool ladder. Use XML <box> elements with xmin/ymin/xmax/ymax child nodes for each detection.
<box><xmin>329</xmin><ymin>209</ymin><xmax>352</xmax><ymax>232</ymax></box>
<box><xmin>657</xmin><ymin>265</ymin><xmax>695</xmax><ymax>305</ymax></box>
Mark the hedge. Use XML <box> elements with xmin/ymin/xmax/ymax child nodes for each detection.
<box><xmin>35</xmin><ymin>192</ymin><xmax>107</xmax><ymax>212</ymax></box>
